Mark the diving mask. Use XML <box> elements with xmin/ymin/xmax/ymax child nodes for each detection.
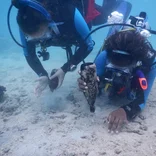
<box><xmin>25</xmin><ymin>21</ymin><xmax>64</xmax><ymax>42</ymax></box>
<box><xmin>26</xmin><ymin>29</ymin><xmax>52</xmax><ymax>42</ymax></box>
<box><xmin>108</xmin><ymin>50</ymin><xmax>135</xmax><ymax>69</ymax></box>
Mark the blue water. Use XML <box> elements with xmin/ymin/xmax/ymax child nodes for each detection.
<box><xmin>0</xmin><ymin>0</ymin><xmax>156</xmax><ymax>52</ymax></box>
<box><xmin>0</xmin><ymin>0</ymin><xmax>156</xmax><ymax>90</ymax></box>
<box><xmin>0</xmin><ymin>1</ymin><xmax>156</xmax><ymax>155</ymax></box>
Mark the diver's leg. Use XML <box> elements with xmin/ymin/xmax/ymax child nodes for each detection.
<box><xmin>93</xmin><ymin>0</ymin><xmax>132</xmax><ymax>26</ymax></box>
<box><xmin>115</xmin><ymin>1</ymin><xmax>132</xmax><ymax>21</ymax></box>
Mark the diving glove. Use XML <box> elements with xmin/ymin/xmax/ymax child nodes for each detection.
<box><xmin>107</xmin><ymin>11</ymin><xmax>124</xmax><ymax>24</ymax></box>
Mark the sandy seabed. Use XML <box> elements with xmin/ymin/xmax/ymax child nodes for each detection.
<box><xmin>0</xmin><ymin>47</ymin><xmax>156</xmax><ymax>156</ymax></box>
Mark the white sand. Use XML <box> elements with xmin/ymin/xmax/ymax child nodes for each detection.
<box><xmin>0</xmin><ymin>47</ymin><xmax>156</xmax><ymax>156</ymax></box>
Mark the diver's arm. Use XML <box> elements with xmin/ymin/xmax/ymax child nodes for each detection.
<box><xmin>121</xmin><ymin>64</ymin><xmax>156</xmax><ymax>120</ymax></box>
<box><xmin>20</xmin><ymin>30</ymin><xmax>48</xmax><ymax>77</ymax></box>
<box><xmin>94</xmin><ymin>50</ymin><xmax>107</xmax><ymax>77</ymax></box>
<box><xmin>121</xmin><ymin>90</ymin><xmax>144</xmax><ymax>120</ymax></box>
<box><xmin>61</xmin><ymin>8</ymin><xmax>94</xmax><ymax>73</ymax></box>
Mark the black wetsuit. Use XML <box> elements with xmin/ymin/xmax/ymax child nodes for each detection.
<box><xmin>20</xmin><ymin>2</ymin><xmax>93</xmax><ymax>77</ymax></box>
<box><xmin>95</xmin><ymin>49</ymin><xmax>156</xmax><ymax>120</ymax></box>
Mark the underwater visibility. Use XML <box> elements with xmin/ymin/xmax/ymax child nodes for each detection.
<box><xmin>0</xmin><ymin>0</ymin><xmax>156</xmax><ymax>156</ymax></box>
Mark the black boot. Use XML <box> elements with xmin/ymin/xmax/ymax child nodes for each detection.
<box><xmin>0</xmin><ymin>86</ymin><xmax>6</xmax><ymax>102</ymax></box>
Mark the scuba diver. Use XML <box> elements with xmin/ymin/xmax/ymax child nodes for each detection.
<box><xmin>8</xmin><ymin>0</ymin><xmax>94</xmax><ymax>95</ymax></box>
<box><xmin>72</xmin><ymin>0</ymin><xmax>132</xmax><ymax>29</ymax></box>
<box><xmin>7</xmin><ymin>0</ymin><xmax>133</xmax><ymax>96</ymax></box>
<box><xmin>77</xmin><ymin>12</ymin><xmax>156</xmax><ymax>133</ymax></box>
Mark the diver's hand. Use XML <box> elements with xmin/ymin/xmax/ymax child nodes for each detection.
<box><xmin>35</xmin><ymin>76</ymin><xmax>49</xmax><ymax>96</ymax></box>
<box><xmin>107</xmin><ymin>11</ymin><xmax>123</xmax><ymax>24</ymax></box>
<box><xmin>140</xmin><ymin>29</ymin><xmax>151</xmax><ymax>38</ymax></box>
<box><xmin>77</xmin><ymin>76</ymin><xmax>88</xmax><ymax>91</ymax></box>
<box><xmin>107</xmin><ymin>108</ymin><xmax>128</xmax><ymax>134</ymax></box>
<box><xmin>50</xmin><ymin>68</ymin><xmax>65</xmax><ymax>88</ymax></box>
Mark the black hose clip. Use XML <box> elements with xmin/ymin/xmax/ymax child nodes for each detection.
<box><xmin>37</xmin><ymin>47</ymin><xmax>50</xmax><ymax>61</ymax></box>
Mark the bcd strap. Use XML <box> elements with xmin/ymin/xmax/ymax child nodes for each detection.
<box><xmin>136</xmin><ymin>70</ymin><xmax>148</xmax><ymax>90</ymax></box>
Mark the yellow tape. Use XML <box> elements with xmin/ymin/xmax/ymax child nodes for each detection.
<box><xmin>104</xmin><ymin>83</ymin><xmax>112</xmax><ymax>92</ymax></box>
